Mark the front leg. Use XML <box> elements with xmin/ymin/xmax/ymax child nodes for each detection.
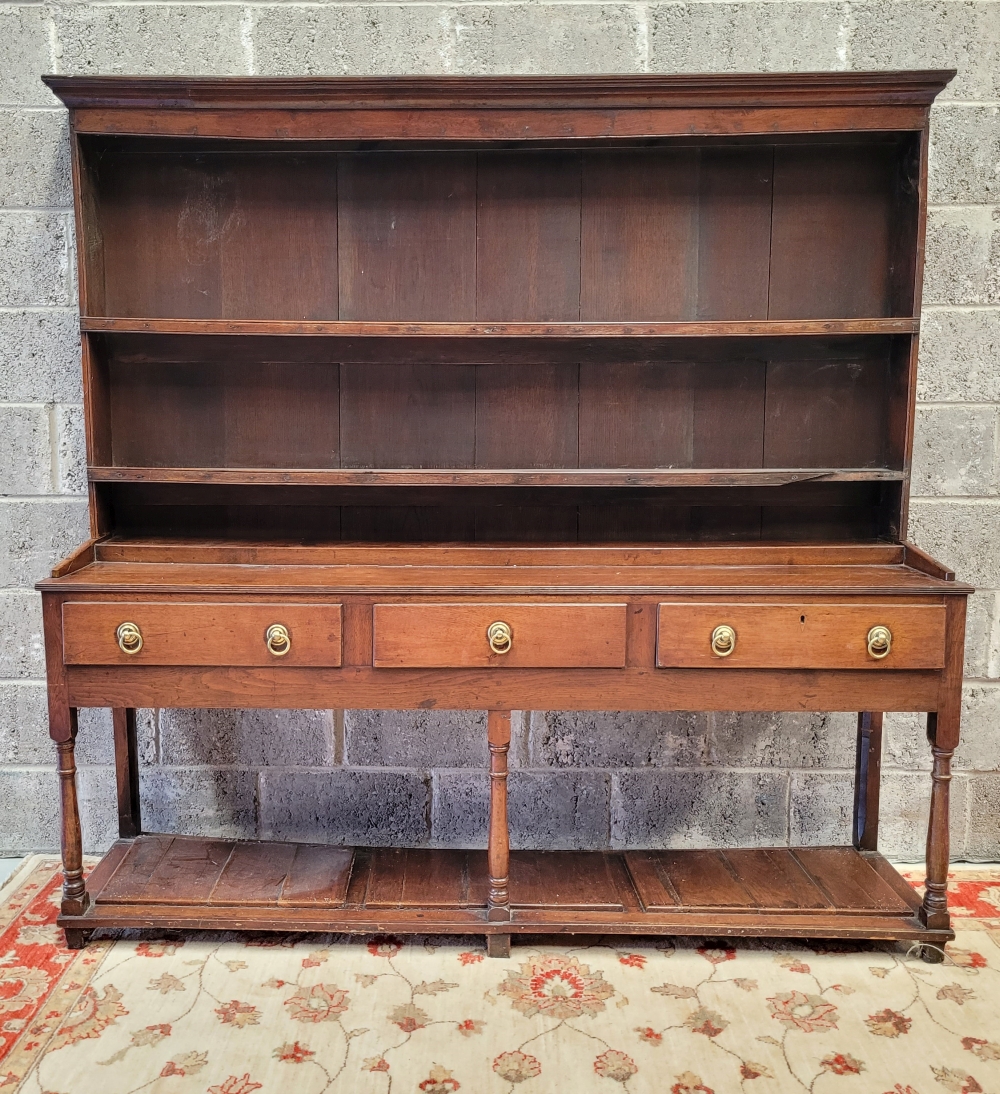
<box><xmin>920</xmin><ymin>710</ymin><xmax>954</xmax><ymax>958</ymax></box>
<box><xmin>56</xmin><ymin>708</ymin><xmax>89</xmax><ymax>918</ymax></box>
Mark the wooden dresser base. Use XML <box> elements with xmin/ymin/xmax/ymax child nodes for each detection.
<box><xmin>60</xmin><ymin>835</ymin><xmax>947</xmax><ymax>952</ymax></box>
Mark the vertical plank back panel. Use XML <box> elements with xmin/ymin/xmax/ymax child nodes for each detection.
<box><xmin>218</xmin><ymin>153</ymin><xmax>339</xmax><ymax>320</ymax></box>
<box><xmin>769</xmin><ymin>143</ymin><xmax>895</xmax><ymax>319</ymax></box>
<box><xmin>697</xmin><ymin>147</ymin><xmax>773</xmax><ymax>320</ymax></box>
<box><xmin>339</xmin><ymin>363</ymin><xmax>476</xmax><ymax>467</ymax></box>
<box><xmin>338</xmin><ymin>152</ymin><xmax>476</xmax><ymax>320</ymax></box>
<box><xmin>477</xmin><ymin>152</ymin><xmax>582</xmax><ymax>321</ymax></box>
<box><xmin>475</xmin><ymin>364</ymin><xmax>579</xmax><ymax>468</ymax></box>
<box><xmin>764</xmin><ymin>357</ymin><xmax>890</xmax><ymax>468</ymax></box>
<box><xmin>224</xmin><ymin>362</ymin><xmax>340</xmax><ymax>468</ymax></box>
<box><xmin>581</xmin><ymin>150</ymin><xmax>699</xmax><ymax>320</ymax></box>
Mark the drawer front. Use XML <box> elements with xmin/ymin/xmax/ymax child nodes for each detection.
<box><xmin>63</xmin><ymin>602</ymin><xmax>343</xmax><ymax>667</ymax></box>
<box><xmin>373</xmin><ymin>602</ymin><xmax>627</xmax><ymax>668</ymax></box>
<box><xmin>656</xmin><ymin>602</ymin><xmax>946</xmax><ymax>670</ymax></box>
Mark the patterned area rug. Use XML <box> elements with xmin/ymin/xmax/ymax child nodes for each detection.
<box><xmin>2</xmin><ymin>858</ymin><xmax>999</xmax><ymax>1094</ymax></box>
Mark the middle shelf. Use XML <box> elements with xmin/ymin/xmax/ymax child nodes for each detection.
<box><xmin>89</xmin><ymin>467</ymin><xmax>906</xmax><ymax>488</ymax></box>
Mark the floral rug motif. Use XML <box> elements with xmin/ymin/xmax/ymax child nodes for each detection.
<box><xmin>1</xmin><ymin>859</ymin><xmax>999</xmax><ymax>1093</ymax></box>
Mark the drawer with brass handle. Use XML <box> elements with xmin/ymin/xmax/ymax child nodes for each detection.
<box><xmin>373</xmin><ymin>602</ymin><xmax>627</xmax><ymax>668</ymax></box>
<box><xmin>62</xmin><ymin>602</ymin><xmax>342</xmax><ymax>667</ymax></box>
<box><xmin>656</xmin><ymin>602</ymin><xmax>946</xmax><ymax>670</ymax></box>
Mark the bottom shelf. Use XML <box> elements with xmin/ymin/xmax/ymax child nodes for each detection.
<box><xmin>62</xmin><ymin>836</ymin><xmax>944</xmax><ymax>944</ymax></box>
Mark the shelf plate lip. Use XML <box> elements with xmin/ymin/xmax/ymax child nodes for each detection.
<box><xmin>87</xmin><ymin>466</ymin><xmax>906</xmax><ymax>487</ymax></box>
<box><xmin>81</xmin><ymin>317</ymin><xmax>920</xmax><ymax>337</ymax></box>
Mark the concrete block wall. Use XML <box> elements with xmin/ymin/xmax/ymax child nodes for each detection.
<box><xmin>1</xmin><ymin>1</ymin><xmax>997</xmax><ymax>860</ymax></box>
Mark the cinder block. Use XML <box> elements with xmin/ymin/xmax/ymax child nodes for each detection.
<box><xmin>0</xmin><ymin>6</ymin><xmax>59</xmax><ymax>107</ymax></box>
<box><xmin>911</xmin><ymin>405</ymin><xmax>999</xmax><ymax>497</ymax></box>
<box><xmin>924</xmin><ymin>206</ymin><xmax>1000</xmax><ymax>306</ymax></box>
<box><xmin>252</xmin><ymin>6</ymin><xmax>453</xmax><ymax>75</ymax></box>
<box><xmin>850</xmin><ymin>1</ymin><xmax>1000</xmax><ymax>102</ymax></box>
<box><xmin>918</xmin><ymin>309</ymin><xmax>1000</xmax><ymax>403</ymax></box>
<box><xmin>75</xmin><ymin>707</ymin><xmax>157</xmax><ymax>767</ymax></box>
<box><xmin>0</xmin><ymin>764</ymin><xmax>116</xmax><ymax>854</ymax></box>
<box><xmin>965</xmin><ymin>775</ymin><xmax>1000</xmax><ymax>859</ymax></box>
<box><xmin>611</xmin><ymin>770</ymin><xmax>788</xmax><ymax>849</ymax></box>
<box><xmin>432</xmin><ymin>769</ymin><xmax>611</xmax><ymax>849</ymax></box>
<box><xmin>0</xmin><ymin>212</ymin><xmax>72</xmax><ymax>308</ymax></box>
<box><xmin>0</xmin><ymin>406</ymin><xmax>52</xmax><ymax>495</ymax></box>
<box><xmin>0</xmin><ymin>681</ymin><xmax>48</xmax><ymax>764</ymax></box>
<box><xmin>789</xmin><ymin>771</ymin><xmax>853</xmax><ymax>846</ymax></box>
<box><xmin>0</xmin><ymin>109</ymin><xmax>71</xmax><ymax>207</ymax></box>
<box><xmin>0</xmin><ymin>498</ymin><xmax>88</xmax><ymax>588</ymax></box>
<box><xmin>430</xmin><ymin>770</ymin><xmax>488</xmax><ymax>847</ymax></box>
<box><xmin>878</xmin><ymin>770</ymin><xmax>969</xmax><ymax>861</ymax></box>
<box><xmin>139</xmin><ymin>766</ymin><xmax>258</xmax><ymax>840</ymax></box>
<box><xmin>908</xmin><ymin>500</ymin><xmax>1000</xmax><ymax>588</ymax></box>
<box><xmin>0</xmin><ymin>311</ymin><xmax>81</xmax><ymax>403</ymax></box>
<box><xmin>345</xmin><ymin>709</ymin><xmax>487</xmax><ymax>768</ymax></box>
<box><xmin>160</xmin><ymin>708</ymin><xmax>335</xmax><ymax>767</ymax></box>
<box><xmin>0</xmin><ymin>591</ymin><xmax>44</xmax><ymax>679</ymax></box>
<box><xmin>54</xmin><ymin>404</ymin><xmax>86</xmax><ymax>495</ymax></box>
<box><xmin>510</xmin><ymin>771</ymin><xmax>610</xmax><ymax>849</ymax></box>
<box><xmin>78</xmin><ymin>764</ymin><xmax>118</xmax><ymax>853</ymax></box>
<box><xmin>259</xmin><ymin>768</ymin><xmax>429</xmax><ymax>845</ymax></box>
<box><xmin>649</xmin><ymin>3</ymin><xmax>847</xmax><ymax>73</ymax></box>
<box><xmin>448</xmin><ymin>5</ymin><xmax>641</xmax><ymax>74</ymax></box>
<box><xmin>962</xmin><ymin>591</ymin><xmax>1000</xmax><ymax>680</ymax></box>
<box><xmin>527</xmin><ymin>710</ymin><xmax>709</xmax><ymax>768</ymax></box>
<box><xmin>883</xmin><ymin>690</ymin><xmax>998</xmax><ymax>775</ymax></box>
<box><xmin>929</xmin><ymin>106</ymin><xmax>1000</xmax><ymax>205</ymax></box>
<box><xmin>709</xmin><ymin>711</ymin><xmax>856</xmax><ymax>769</ymax></box>
<box><xmin>53</xmin><ymin>5</ymin><xmax>248</xmax><ymax>76</ymax></box>
<box><xmin>0</xmin><ymin>767</ymin><xmax>60</xmax><ymax>852</ymax></box>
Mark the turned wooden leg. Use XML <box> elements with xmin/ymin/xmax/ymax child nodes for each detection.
<box><xmin>853</xmin><ymin>711</ymin><xmax>883</xmax><ymax>851</ymax></box>
<box><xmin>112</xmin><ymin>707</ymin><xmax>141</xmax><ymax>838</ymax></box>
<box><xmin>920</xmin><ymin>710</ymin><xmax>953</xmax><ymax>936</ymax></box>
<box><xmin>57</xmin><ymin>709</ymin><xmax>89</xmax><ymax>917</ymax></box>
<box><xmin>487</xmin><ymin>710</ymin><xmax>511</xmax><ymax>958</ymax></box>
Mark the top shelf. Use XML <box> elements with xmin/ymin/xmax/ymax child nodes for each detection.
<box><xmin>82</xmin><ymin>318</ymin><xmax>919</xmax><ymax>338</ymax></box>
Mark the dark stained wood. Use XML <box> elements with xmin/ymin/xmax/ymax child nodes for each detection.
<box><xmin>112</xmin><ymin>707</ymin><xmax>140</xmax><ymax>838</ymax></box>
<box><xmin>581</xmin><ymin>149</ymin><xmax>698</xmax><ymax>321</ymax></box>
<box><xmin>338</xmin><ymin>152</ymin><xmax>476</xmax><ymax>321</ymax></box>
<box><xmin>210</xmin><ymin>840</ymin><xmax>298</xmax><ymax>906</ymax></box>
<box><xmin>477</xmin><ymin>152</ymin><xmax>581</xmax><ymax>321</ymax></box>
<box><xmin>769</xmin><ymin>143</ymin><xmax>896</xmax><ymax>320</ymax></box>
<box><xmin>140</xmin><ymin>837</ymin><xmax>233</xmax><ymax>904</ymax></box>
<box><xmin>853</xmin><ymin>711</ymin><xmax>883</xmax><ymax>850</ymax></box>
<box><xmin>280</xmin><ymin>843</ymin><xmax>354</xmax><ymax>906</ymax></box>
<box><xmin>793</xmin><ymin>847</ymin><xmax>909</xmax><ymax>913</ymax></box>
<box><xmin>725</xmin><ymin>849</ymin><xmax>830</xmax><ymax>910</ymax></box>
<box><xmin>510</xmin><ymin>851</ymin><xmax>624</xmax><ymax>911</ymax></box>
<box><xmin>339</xmin><ymin>364</ymin><xmax>475</xmax><ymax>469</ymax></box>
<box><xmin>41</xmin><ymin>73</ymin><xmax>966</xmax><ymax>960</ymax></box>
<box><xmin>627</xmin><ymin>849</ymin><xmax>752</xmax><ymax>910</ymax></box>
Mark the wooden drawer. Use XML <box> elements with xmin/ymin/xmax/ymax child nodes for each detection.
<box><xmin>656</xmin><ymin>602</ymin><xmax>946</xmax><ymax>669</ymax></box>
<box><xmin>373</xmin><ymin>602</ymin><xmax>627</xmax><ymax>668</ymax></box>
<box><xmin>62</xmin><ymin>602</ymin><xmax>343</xmax><ymax>667</ymax></box>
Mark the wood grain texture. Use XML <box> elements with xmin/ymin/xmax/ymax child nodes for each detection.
<box><xmin>372</xmin><ymin>602</ymin><xmax>628</xmax><ymax>668</ymax></box>
<box><xmin>656</xmin><ymin>602</ymin><xmax>946</xmax><ymax>669</ymax></box>
<box><xmin>62</xmin><ymin>601</ymin><xmax>343</xmax><ymax>667</ymax></box>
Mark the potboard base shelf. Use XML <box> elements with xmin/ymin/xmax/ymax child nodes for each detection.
<box><xmin>61</xmin><ymin>836</ymin><xmax>950</xmax><ymax>948</ymax></box>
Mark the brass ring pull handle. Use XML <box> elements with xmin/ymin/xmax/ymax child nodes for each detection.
<box><xmin>867</xmin><ymin>625</ymin><xmax>892</xmax><ymax>660</ymax></box>
<box><xmin>487</xmin><ymin>621</ymin><xmax>513</xmax><ymax>655</ymax></box>
<box><xmin>265</xmin><ymin>623</ymin><xmax>291</xmax><ymax>657</ymax></box>
<box><xmin>710</xmin><ymin>624</ymin><xmax>737</xmax><ymax>658</ymax></box>
<box><xmin>116</xmin><ymin>621</ymin><xmax>143</xmax><ymax>655</ymax></box>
